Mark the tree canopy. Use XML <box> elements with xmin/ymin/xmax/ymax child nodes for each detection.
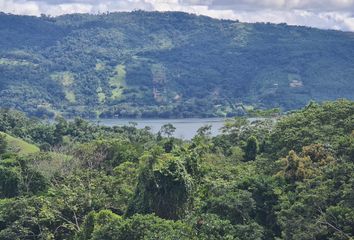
<box><xmin>0</xmin><ymin>99</ymin><xmax>353</xmax><ymax>239</ymax></box>
<box><xmin>1</xmin><ymin>12</ymin><xmax>354</xmax><ymax>118</ymax></box>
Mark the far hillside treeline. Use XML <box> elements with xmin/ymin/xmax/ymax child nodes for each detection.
<box><xmin>1</xmin><ymin>11</ymin><xmax>354</xmax><ymax>118</ymax></box>
<box><xmin>0</xmin><ymin>99</ymin><xmax>353</xmax><ymax>239</ymax></box>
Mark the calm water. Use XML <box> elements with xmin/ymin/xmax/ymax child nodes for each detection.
<box><xmin>94</xmin><ymin>118</ymin><xmax>229</xmax><ymax>139</ymax></box>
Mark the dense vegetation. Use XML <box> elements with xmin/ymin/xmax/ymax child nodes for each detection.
<box><xmin>0</xmin><ymin>99</ymin><xmax>353</xmax><ymax>239</ymax></box>
<box><xmin>1</xmin><ymin>11</ymin><xmax>354</xmax><ymax>118</ymax></box>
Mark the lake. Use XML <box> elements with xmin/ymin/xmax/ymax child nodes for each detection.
<box><xmin>94</xmin><ymin>118</ymin><xmax>229</xmax><ymax>139</ymax></box>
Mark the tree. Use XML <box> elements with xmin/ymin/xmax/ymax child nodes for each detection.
<box><xmin>269</xmin><ymin>100</ymin><xmax>354</xmax><ymax>157</ymax></box>
<box><xmin>0</xmin><ymin>197</ymin><xmax>55</xmax><ymax>239</ymax></box>
<box><xmin>0</xmin><ymin>133</ymin><xmax>7</xmax><ymax>154</ymax></box>
<box><xmin>53</xmin><ymin>116</ymin><xmax>68</xmax><ymax>145</ymax></box>
<box><xmin>0</xmin><ymin>166</ymin><xmax>19</xmax><ymax>198</ymax></box>
<box><xmin>188</xmin><ymin>213</ymin><xmax>238</xmax><ymax>240</ymax></box>
<box><xmin>127</xmin><ymin>153</ymin><xmax>193</xmax><ymax>220</ymax></box>
<box><xmin>159</xmin><ymin>124</ymin><xmax>176</xmax><ymax>138</ymax></box>
<box><xmin>278</xmin><ymin>150</ymin><xmax>313</xmax><ymax>184</ymax></box>
<box><xmin>163</xmin><ymin>138</ymin><xmax>174</xmax><ymax>153</ymax></box>
<box><xmin>277</xmin><ymin>161</ymin><xmax>354</xmax><ymax>240</ymax></box>
<box><xmin>78</xmin><ymin>210</ymin><xmax>123</xmax><ymax>240</ymax></box>
<box><xmin>221</xmin><ymin>117</ymin><xmax>248</xmax><ymax>144</ymax></box>
<box><xmin>196</xmin><ymin>124</ymin><xmax>212</xmax><ymax>137</ymax></box>
<box><xmin>17</xmin><ymin>157</ymin><xmax>48</xmax><ymax>195</ymax></box>
<box><xmin>230</xmin><ymin>146</ymin><xmax>245</xmax><ymax>162</ymax></box>
<box><xmin>79</xmin><ymin>211</ymin><xmax>193</xmax><ymax>240</ymax></box>
<box><xmin>244</xmin><ymin>136</ymin><xmax>259</xmax><ymax>161</ymax></box>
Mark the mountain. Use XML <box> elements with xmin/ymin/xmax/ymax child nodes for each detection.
<box><xmin>1</xmin><ymin>11</ymin><xmax>354</xmax><ymax>118</ymax></box>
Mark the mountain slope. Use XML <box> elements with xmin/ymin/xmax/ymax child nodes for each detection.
<box><xmin>1</xmin><ymin>132</ymin><xmax>39</xmax><ymax>155</ymax></box>
<box><xmin>1</xmin><ymin>11</ymin><xmax>354</xmax><ymax>118</ymax></box>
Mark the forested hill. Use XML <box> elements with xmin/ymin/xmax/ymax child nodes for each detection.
<box><xmin>1</xmin><ymin>11</ymin><xmax>354</xmax><ymax>118</ymax></box>
<box><xmin>0</xmin><ymin>100</ymin><xmax>353</xmax><ymax>239</ymax></box>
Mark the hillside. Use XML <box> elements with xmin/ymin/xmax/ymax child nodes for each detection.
<box><xmin>1</xmin><ymin>11</ymin><xmax>354</xmax><ymax>118</ymax></box>
<box><xmin>0</xmin><ymin>132</ymin><xmax>39</xmax><ymax>155</ymax></box>
<box><xmin>0</xmin><ymin>100</ymin><xmax>353</xmax><ymax>239</ymax></box>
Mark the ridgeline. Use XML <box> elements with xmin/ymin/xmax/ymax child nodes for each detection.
<box><xmin>1</xmin><ymin>11</ymin><xmax>354</xmax><ymax>118</ymax></box>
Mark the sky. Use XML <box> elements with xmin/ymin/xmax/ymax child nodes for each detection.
<box><xmin>1</xmin><ymin>0</ymin><xmax>354</xmax><ymax>31</ymax></box>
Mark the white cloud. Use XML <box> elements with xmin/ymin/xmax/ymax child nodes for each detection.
<box><xmin>196</xmin><ymin>0</ymin><xmax>354</xmax><ymax>12</ymax></box>
<box><xmin>1</xmin><ymin>0</ymin><xmax>354</xmax><ymax>31</ymax></box>
<box><xmin>0</xmin><ymin>0</ymin><xmax>41</xmax><ymax>15</ymax></box>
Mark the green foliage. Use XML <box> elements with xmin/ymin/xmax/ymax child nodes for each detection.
<box><xmin>244</xmin><ymin>136</ymin><xmax>259</xmax><ymax>161</ymax></box>
<box><xmin>0</xmin><ymin>154</ymin><xmax>48</xmax><ymax>198</ymax></box>
<box><xmin>0</xmin><ymin>166</ymin><xmax>19</xmax><ymax>198</ymax></box>
<box><xmin>230</xmin><ymin>146</ymin><xmax>245</xmax><ymax>162</ymax></box>
<box><xmin>159</xmin><ymin>123</ymin><xmax>176</xmax><ymax>138</ymax></box>
<box><xmin>78</xmin><ymin>210</ymin><xmax>123</xmax><ymax>240</ymax></box>
<box><xmin>79</xmin><ymin>211</ymin><xmax>97</xmax><ymax>240</ymax></box>
<box><xmin>74</xmin><ymin>139</ymin><xmax>140</xmax><ymax>173</ymax></box>
<box><xmin>277</xmin><ymin>162</ymin><xmax>354</xmax><ymax>239</ymax></box>
<box><xmin>0</xmin><ymin>100</ymin><xmax>353</xmax><ymax>239</ymax></box>
<box><xmin>247</xmin><ymin>108</ymin><xmax>281</xmax><ymax>117</ymax></box>
<box><xmin>269</xmin><ymin>99</ymin><xmax>354</xmax><ymax>157</ymax></box>
<box><xmin>187</xmin><ymin>213</ymin><xmax>239</xmax><ymax>240</ymax></box>
<box><xmin>206</xmin><ymin>188</ymin><xmax>256</xmax><ymax>224</ymax></box>
<box><xmin>1</xmin><ymin>12</ymin><xmax>354</xmax><ymax>118</ymax></box>
<box><xmin>0</xmin><ymin>132</ymin><xmax>39</xmax><ymax>155</ymax></box>
<box><xmin>112</xmin><ymin>214</ymin><xmax>192</xmax><ymax>240</ymax></box>
<box><xmin>0</xmin><ymin>196</ymin><xmax>57</xmax><ymax>239</ymax></box>
<box><xmin>128</xmin><ymin>152</ymin><xmax>193</xmax><ymax>220</ymax></box>
<box><xmin>17</xmin><ymin>156</ymin><xmax>48</xmax><ymax>195</ymax></box>
<box><xmin>278</xmin><ymin>150</ymin><xmax>313</xmax><ymax>184</ymax></box>
<box><xmin>0</xmin><ymin>133</ymin><xmax>7</xmax><ymax>154</ymax></box>
<box><xmin>80</xmin><ymin>211</ymin><xmax>193</xmax><ymax>240</ymax></box>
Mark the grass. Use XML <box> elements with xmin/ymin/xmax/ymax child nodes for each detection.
<box><xmin>151</xmin><ymin>34</ymin><xmax>173</xmax><ymax>49</ymax></box>
<box><xmin>1</xmin><ymin>132</ymin><xmax>40</xmax><ymax>155</ymax></box>
<box><xmin>65</xmin><ymin>91</ymin><xmax>76</xmax><ymax>103</ymax></box>
<box><xmin>0</xmin><ymin>58</ymin><xmax>37</xmax><ymax>67</ymax></box>
<box><xmin>97</xmin><ymin>86</ymin><xmax>106</xmax><ymax>103</ymax></box>
<box><xmin>109</xmin><ymin>64</ymin><xmax>126</xmax><ymax>99</ymax></box>
<box><xmin>51</xmin><ymin>72</ymin><xmax>74</xmax><ymax>86</ymax></box>
<box><xmin>95</xmin><ymin>62</ymin><xmax>106</xmax><ymax>71</ymax></box>
<box><xmin>51</xmin><ymin>72</ymin><xmax>76</xmax><ymax>103</ymax></box>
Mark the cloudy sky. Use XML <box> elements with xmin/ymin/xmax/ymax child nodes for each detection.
<box><xmin>1</xmin><ymin>0</ymin><xmax>354</xmax><ymax>31</ymax></box>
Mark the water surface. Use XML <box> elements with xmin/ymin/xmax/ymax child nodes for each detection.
<box><xmin>95</xmin><ymin>118</ymin><xmax>228</xmax><ymax>139</ymax></box>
